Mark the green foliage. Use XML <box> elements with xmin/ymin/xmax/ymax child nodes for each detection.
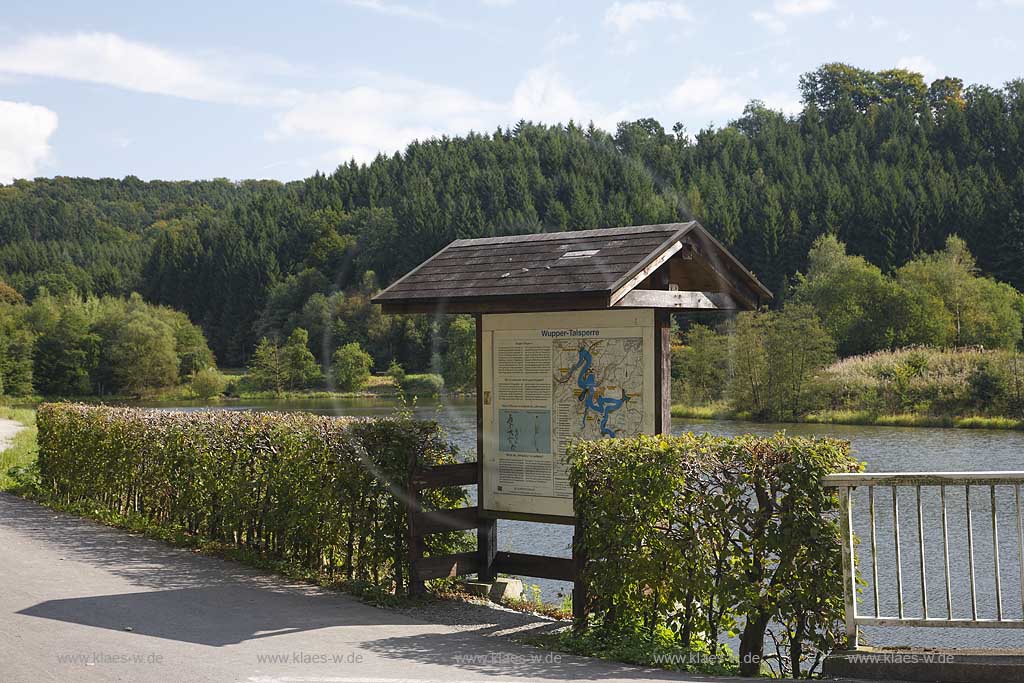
<box><xmin>792</xmin><ymin>235</ymin><xmax>914</xmax><ymax>355</ymax></box>
<box><xmin>0</xmin><ymin>306</ymin><xmax>34</xmax><ymax>396</ymax></box>
<box><xmin>99</xmin><ymin>310</ymin><xmax>179</xmax><ymax>394</ymax></box>
<box><xmin>331</xmin><ymin>342</ymin><xmax>373</xmax><ymax>392</ymax></box>
<box><xmin>896</xmin><ymin>236</ymin><xmax>1024</xmax><ymax>349</ymax></box>
<box><xmin>0</xmin><ymin>407</ymin><xmax>38</xmax><ymax>492</ymax></box>
<box><xmin>188</xmin><ymin>367</ymin><xmax>227</xmax><ymax>399</ymax></box>
<box><xmin>442</xmin><ymin>315</ymin><xmax>476</xmax><ymax>391</ymax></box>
<box><xmin>570</xmin><ymin>433</ymin><xmax>861</xmax><ymax>678</ymax></box>
<box><xmin>402</xmin><ymin>373</ymin><xmax>444</xmax><ymax>396</ymax></box>
<box><xmin>280</xmin><ymin>327</ymin><xmax>322</xmax><ymax>389</ymax></box>
<box><xmin>247</xmin><ymin>338</ymin><xmax>287</xmax><ymax>394</ymax></box>
<box><xmin>386</xmin><ymin>360</ymin><xmax>406</xmax><ymax>392</ymax></box>
<box><xmin>36</xmin><ymin>403</ymin><xmax>471</xmax><ymax>592</ymax></box>
<box><xmin>4</xmin><ymin>65</ymin><xmax>1024</xmax><ymax>369</ymax></box>
<box><xmin>8</xmin><ymin>290</ymin><xmax>213</xmax><ymax>396</ymax></box>
<box><xmin>672</xmin><ymin>324</ymin><xmax>729</xmax><ymax>404</ymax></box>
<box><xmin>729</xmin><ymin>305</ymin><xmax>835</xmax><ymax>421</ymax></box>
<box><xmin>814</xmin><ymin>346</ymin><xmax>1024</xmax><ymax>418</ymax></box>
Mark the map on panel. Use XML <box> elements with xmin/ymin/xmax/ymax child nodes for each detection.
<box><xmin>483</xmin><ymin>310</ymin><xmax>655</xmax><ymax>518</ymax></box>
<box><xmin>552</xmin><ymin>337</ymin><xmax>645</xmax><ymax>445</ymax></box>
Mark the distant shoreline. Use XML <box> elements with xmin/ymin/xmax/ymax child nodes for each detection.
<box><xmin>671</xmin><ymin>403</ymin><xmax>1024</xmax><ymax>431</ymax></box>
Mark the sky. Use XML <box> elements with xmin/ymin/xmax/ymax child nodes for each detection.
<box><xmin>0</xmin><ymin>0</ymin><xmax>1021</xmax><ymax>184</ymax></box>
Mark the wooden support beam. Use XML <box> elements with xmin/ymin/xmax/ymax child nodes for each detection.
<box><xmin>476</xmin><ymin>313</ymin><xmax>497</xmax><ymax>582</ymax></box>
<box><xmin>411</xmin><ymin>462</ymin><xmax>478</xmax><ymax>489</ymax></box>
<box><xmin>413</xmin><ymin>551</ymin><xmax>481</xmax><ymax>581</ymax></box>
<box><xmin>608</xmin><ymin>241</ymin><xmax>684</xmax><ymax>306</ymax></box>
<box><xmin>493</xmin><ymin>552</ymin><xmax>577</xmax><ymax>581</ymax></box>
<box><xmin>614</xmin><ymin>289</ymin><xmax>737</xmax><ymax>310</ymax></box>
<box><xmin>417</xmin><ymin>507</ymin><xmax>481</xmax><ymax>535</ymax></box>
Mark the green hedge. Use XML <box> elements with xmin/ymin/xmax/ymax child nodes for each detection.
<box><xmin>570</xmin><ymin>433</ymin><xmax>861</xmax><ymax>678</ymax></box>
<box><xmin>36</xmin><ymin>403</ymin><xmax>469</xmax><ymax>592</ymax></box>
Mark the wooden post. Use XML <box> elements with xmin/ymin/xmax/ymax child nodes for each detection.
<box><xmin>475</xmin><ymin>313</ymin><xmax>497</xmax><ymax>582</ymax></box>
<box><xmin>653</xmin><ymin>264</ymin><xmax>673</xmax><ymax>435</ymax></box>
<box><xmin>572</xmin><ymin>491</ymin><xmax>588</xmax><ymax>630</ymax></box>
<box><xmin>654</xmin><ymin>309</ymin><xmax>672</xmax><ymax>434</ymax></box>
<box><xmin>407</xmin><ymin>447</ymin><xmax>426</xmax><ymax>595</ymax></box>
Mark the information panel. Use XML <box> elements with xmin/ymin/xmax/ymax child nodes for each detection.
<box><xmin>481</xmin><ymin>309</ymin><xmax>656</xmax><ymax>518</ymax></box>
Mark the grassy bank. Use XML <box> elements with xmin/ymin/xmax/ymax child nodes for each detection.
<box><xmin>1</xmin><ymin>372</ymin><xmax>468</xmax><ymax>408</ymax></box>
<box><xmin>671</xmin><ymin>403</ymin><xmax>1024</xmax><ymax>431</ymax></box>
<box><xmin>0</xmin><ymin>406</ymin><xmax>37</xmax><ymax>491</ymax></box>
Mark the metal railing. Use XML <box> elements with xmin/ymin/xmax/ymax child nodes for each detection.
<box><xmin>822</xmin><ymin>472</ymin><xmax>1024</xmax><ymax>649</ymax></box>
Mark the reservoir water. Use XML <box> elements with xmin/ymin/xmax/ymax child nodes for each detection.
<box><xmin>147</xmin><ymin>397</ymin><xmax>1024</xmax><ymax>650</ymax></box>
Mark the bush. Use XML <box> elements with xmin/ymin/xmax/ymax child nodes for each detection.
<box><xmin>189</xmin><ymin>367</ymin><xmax>227</xmax><ymax>399</ymax></box>
<box><xmin>813</xmin><ymin>347</ymin><xmax>1024</xmax><ymax>418</ymax></box>
<box><xmin>36</xmin><ymin>404</ymin><xmax>470</xmax><ymax>592</ymax></box>
<box><xmin>403</xmin><ymin>373</ymin><xmax>444</xmax><ymax>396</ymax></box>
<box><xmin>332</xmin><ymin>342</ymin><xmax>373</xmax><ymax>392</ymax></box>
<box><xmin>442</xmin><ymin>315</ymin><xmax>475</xmax><ymax>391</ymax></box>
<box><xmin>570</xmin><ymin>433</ymin><xmax>861</xmax><ymax>678</ymax></box>
<box><xmin>386</xmin><ymin>360</ymin><xmax>406</xmax><ymax>391</ymax></box>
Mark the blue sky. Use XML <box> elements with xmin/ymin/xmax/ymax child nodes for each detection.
<box><xmin>0</xmin><ymin>0</ymin><xmax>1021</xmax><ymax>183</ymax></box>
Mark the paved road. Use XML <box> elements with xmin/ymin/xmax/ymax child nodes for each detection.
<box><xmin>0</xmin><ymin>493</ymin><xmax>753</xmax><ymax>683</ymax></box>
<box><xmin>0</xmin><ymin>417</ymin><xmax>23</xmax><ymax>450</ymax></box>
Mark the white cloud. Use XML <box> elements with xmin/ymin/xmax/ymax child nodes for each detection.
<box><xmin>343</xmin><ymin>0</ymin><xmax>476</xmax><ymax>29</ymax></box>
<box><xmin>751</xmin><ymin>0</ymin><xmax>833</xmax><ymax>32</ymax></box>
<box><xmin>896</xmin><ymin>55</ymin><xmax>938</xmax><ymax>81</ymax></box>
<box><xmin>0</xmin><ymin>100</ymin><xmax>58</xmax><ymax>184</ymax></box>
<box><xmin>0</xmin><ymin>32</ymin><xmax>283</xmax><ymax>105</ymax></box>
<box><xmin>545</xmin><ymin>18</ymin><xmax>581</xmax><ymax>51</ymax></box>
<box><xmin>774</xmin><ymin>0</ymin><xmax>833</xmax><ymax>15</ymax></box>
<box><xmin>751</xmin><ymin>10</ymin><xmax>787</xmax><ymax>33</ymax></box>
<box><xmin>665</xmin><ymin>70</ymin><xmax>747</xmax><ymax>114</ymax></box>
<box><xmin>274</xmin><ymin>68</ymin><xmax>602</xmax><ymax>164</ymax></box>
<box><xmin>603</xmin><ymin>1</ymin><xmax>692</xmax><ymax>33</ymax></box>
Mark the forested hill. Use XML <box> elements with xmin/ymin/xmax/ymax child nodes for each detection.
<box><xmin>1</xmin><ymin>63</ymin><xmax>1023</xmax><ymax>366</ymax></box>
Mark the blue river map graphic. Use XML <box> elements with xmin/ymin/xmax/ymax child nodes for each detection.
<box><xmin>568</xmin><ymin>347</ymin><xmax>627</xmax><ymax>437</ymax></box>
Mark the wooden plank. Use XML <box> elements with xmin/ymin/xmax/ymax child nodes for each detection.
<box><xmin>427</xmin><ymin>240</ymin><xmax>663</xmax><ymax>266</ymax></box>
<box><xmin>413</xmin><ymin>551</ymin><xmax>481</xmax><ymax>580</ymax></box>
<box><xmin>492</xmin><ymin>552</ymin><xmax>577</xmax><ymax>581</ymax></box>
<box><xmin>447</xmin><ymin>223</ymin><xmax>683</xmax><ymax>247</ymax></box>
<box><xmin>379</xmin><ymin>295</ymin><xmax>610</xmax><ymax>315</ymax></box>
<box><xmin>412</xmin><ymin>462</ymin><xmax>478</xmax><ymax>489</ymax></box>
<box><xmin>614</xmin><ymin>289</ymin><xmax>738</xmax><ymax>309</ymax></box>
<box><xmin>417</xmin><ymin>507</ymin><xmax>481</xmax><ymax>535</ymax></box>
<box><xmin>609</xmin><ymin>240</ymin><xmax>685</xmax><ymax>306</ymax></box>
<box><xmin>476</xmin><ymin>314</ymin><xmax>497</xmax><ymax>582</ymax></box>
<box><xmin>407</xmin><ymin>443</ymin><xmax>426</xmax><ymax>595</ymax></box>
<box><xmin>384</xmin><ymin>269</ymin><xmax>624</xmax><ymax>292</ymax></box>
<box><xmin>479</xmin><ymin>509</ymin><xmax>577</xmax><ymax>525</ymax></box>
<box><xmin>407</xmin><ymin>256</ymin><xmax>649</xmax><ymax>280</ymax></box>
<box><xmin>655</xmin><ymin>309</ymin><xmax>671</xmax><ymax>434</ymax></box>
<box><xmin>384</xmin><ymin>283</ymin><xmax>614</xmax><ymax>299</ymax></box>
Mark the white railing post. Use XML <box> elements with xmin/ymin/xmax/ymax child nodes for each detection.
<box><xmin>838</xmin><ymin>485</ymin><xmax>859</xmax><ymax>649</ymax></box>
<box><xmin>823</xmin><ymin>472</ymin><xmax>1024</xmax><ymax>640</ymax></box>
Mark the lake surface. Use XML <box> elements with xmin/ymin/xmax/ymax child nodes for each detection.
<box><xmin>146</xmin><ymin>397</ymin><xmax>1024</xmax><ymax>649</ymax></box>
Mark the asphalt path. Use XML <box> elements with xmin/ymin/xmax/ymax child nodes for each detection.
<box><xmin>0</xmin><ymin>492</ymin><xmax>756</xmax><ymax>683</ymax></box>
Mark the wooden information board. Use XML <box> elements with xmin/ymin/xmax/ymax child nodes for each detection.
<box><xmin>480</xmin><ymin>309</ymin><xmax>656</xmax><ymax>520</ymax></box>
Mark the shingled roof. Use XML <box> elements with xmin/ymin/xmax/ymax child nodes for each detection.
<box><xmin>373</xmin><ymin>222</ymin><xmax>771</xmax><ymax>314</ymax></box>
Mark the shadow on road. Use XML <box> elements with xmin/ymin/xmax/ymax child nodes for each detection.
<box><xmin>4</xmin><ymin>493</ymin><xmax>717</xmax><ymax>680</ymax></box>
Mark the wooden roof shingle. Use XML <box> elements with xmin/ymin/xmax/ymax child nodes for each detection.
<box><xmin>373</xmin><ymin>222</ymin><xmax>771</xmax><ymax>314</ymax></box>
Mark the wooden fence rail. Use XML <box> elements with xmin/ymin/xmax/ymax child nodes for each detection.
<box><xmin>405</xmin><ymin>458</ymin><xmax>583</xmax><ymax>614</ymax></box>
